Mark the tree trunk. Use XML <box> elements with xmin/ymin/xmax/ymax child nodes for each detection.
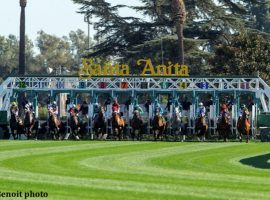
<box><xmin>171</xmin><ymin>0</ymin><xmax>186</xmax><ymax>65</ymax></box>
<box><xmin>176</xmin><ymin>23</ymin><xmax>184</xmax><ymax>65</ymax></box>
<box><xmin>19</xmin><ymin>1</ymin><xmax>26</xmax><ymax>75</ymax></box>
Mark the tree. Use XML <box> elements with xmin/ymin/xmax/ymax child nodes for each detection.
<box><xmin>72</xmin><ymin>0</ymin><xmax>247</xmax><ymax>74</ymax></box>
<box><xmin>171</xmin><ymin>0</ymin><xmax>186</xmax><ymax>64</ymax></box>
<box><xmin>246</xmin><ymin>0</ymin><xmax>270</xmax><ymax>33</ymax></box>
<box><xmin>69</xmin><ymin>29</ymin><xmax>92</xmax><ymax>67</ymax></box>
<box><xmin>212</xmin><ymin>31</ymin><xmax>270</xmax><ymax>82</ymax></box>
<box><xmin>36</xmin><ymin>31</ymin><xmax>74</xmax><ymax>74</ymax></box>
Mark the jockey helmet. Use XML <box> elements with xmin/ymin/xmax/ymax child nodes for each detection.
<box><xmin>11</xmin><ymin>102</ymin><xmax>17</xmax><ymax>106</ymax></box>
<box><xmin>199</xmin><ymin>102</ymin><xmax>203</xmax><ymax>106</ymax></box>
<box><xmin>241</xmin><ymin>104</ymin><xmax>246</xmax><ymax>109</ymax></box>
<box><xmin>70</xmin><ymin>104</ymin><xmax>76</xmax><ymax>108</ymax></box>
<box><xmin>53</xmin><ymin>101</ymin><xmax>57</xmax><ymax>105</ymax></box>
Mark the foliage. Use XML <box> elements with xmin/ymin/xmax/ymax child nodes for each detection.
<box><xmin>35</xmin><ymin>30</ymin><xmax>74</xmax><ymax>74</ymax></box>
<box><xmin>212</xmin><ymin>31</ymin><xmax>270</xmax><ymax>82</ymax></box>
<box><xmin>0</xmin><ymin>29</ymin><xmax>93</xmax><ymax>80</ymax></box>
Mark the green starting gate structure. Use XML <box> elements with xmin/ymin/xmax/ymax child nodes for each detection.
<box><xmin>0</xmin><ymin>75</ymin><xmax>270</xmax><ymax>137</ymax></box>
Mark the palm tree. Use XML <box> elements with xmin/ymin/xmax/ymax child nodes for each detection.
<box><xmin>19</xmin><ymin>0</ymin><xmax>27</xmax><ymax>75</ymax></box>
<box><xmin>171</xmin><ymin>0</ymin><xmax>186</xmax><ymax>64</ymax></box>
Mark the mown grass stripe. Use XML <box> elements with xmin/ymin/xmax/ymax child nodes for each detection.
<box><xmin>0</xmin><ymin>141</ymin><xmax>269</xmax><ymax>200</ymax></box>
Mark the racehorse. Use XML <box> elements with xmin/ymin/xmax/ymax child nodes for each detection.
<box><xmin>152</xmin><ymin>114</ymin><xmax>166</xmax><ymax>141</ymax></box>
<box><xmin>130</xmin><ymin>111</ymin><xmax>144</xmax><ymax>141</ymax></box>
<box><xmin>48</xmin><ymin>109</ymin><xmax>63</xmax><ymax>140</ymax></box>
<box><xmin>68</xmin><ymin>113</ymin><xmax>80</xmax><ymax>140</ymax></box>
<box><xmin>111</xmin><ymin>112</ymin><xmax>125</xmax><ymax>140</ymax></box>
<box><xmin>237</xmin><ymin>112</ymin><xmax>251</xmax><ymax>143</ymax></box>
<box><xmin>93</xmin><ymin>108</ymin><xmax>107</xmax><ymax>140</ymax></box>
<box><xmin>217</xmin><ymin>112</ymin><xmax>231</xmax><ymax>142</ymax></box>
<box><xmin>195</xmin><ymin>115</ymin><xmax>208</xmax><ymax>141</ymax></box>
<box><xmin>9</xmin><ymin>113</ymin><xmax>24</xmax><ymax>140</ymax></box>
<box><xmin>24</xmin><ymin>109</ymin><xmax>35</xmax><ymax>139</ymax></box>
<box><xmin>171</xmin><ymin>108</ymin><xmax>183</xmax><ymax>141</ymax></box>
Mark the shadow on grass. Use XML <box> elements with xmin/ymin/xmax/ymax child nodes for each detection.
<box><xmin>240</xmin><ymin>154</ymin><xmax>270</xmax><ymax>169</ymax></box>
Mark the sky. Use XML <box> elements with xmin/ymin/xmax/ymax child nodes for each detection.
<box><xmin>0</xmin><ymin>0</ymin><xmax>142</xmax><ymax>42</ymax></box>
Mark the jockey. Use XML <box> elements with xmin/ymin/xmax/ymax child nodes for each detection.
<box><xmin>91</xmin><ymin>102</ymin><xmax>101</xmax><ymax>120</ymax></box>
<box><xmin>165</xmin><ymin>96</ymin><xmax>173</xmax><ymax>111</ymax></box>
<box><xmin>196</xmin><ymin>102</ymin><xmax>206</xmax><ymax>117</ymax></box>
<box><xmin>48</xmin><ymin>101</ymin><xmax>58</xmax><ymax>115</ymax></box>
<box><xmin>112</xmin><ymin>99</ymin><xmax>120</xmax><ymax>114</ymax></box>
<box><xmin>79</xmin><ymin>101</ymin><xmax>89</xmax><ymax>116</ymax></box>
<box><xmin>220</xmin><ymin>102</ymin><xmax>228</xmax><ymax>113</ymax></box>
<box><xmin>174</xmin><ymin>98</ymin><xmax>182</xmax><ymax>110</ymax></box>
<box><xmin>133</xmin><ymin>102</ymin><xmax>143</xmax><ymax>116</ymax></box>
<box><xmin>24</xmin><ymin>102</ymin><xmax>33</xmax><ymax>112</ymax></box>
<box><xmin>104</xmin><ymin>97</ymin><xmax>112</xmax><ymax>111</ymax></box>
<box><xmin>154</xmin><ymin>99</ymin><xmax>163</xmax><ymax>116</ymax></box>
<box><xmin>93</xmin><ymin>103</ymin><xmax>101</xmax><ymax>113</ymax></box>
<box><xmin>68</xmin><ymin>104</ymin><xmax>78</xmax><ymax>116</ymax></box>
<box><xmin>239</xmin><ymin>104</ymin><xmax>249</xmax><ymax>118</ymax></box>
<box><xmin>10</xmin><ymin>102</ymin><xmax>19</xmax><ymax>116</ymax></box>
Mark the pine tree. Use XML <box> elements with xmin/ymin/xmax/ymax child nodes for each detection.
<box><xmin>72</xmin><ymin>0</ymin><xmax>248</xmax><ymax>74</ymax></box>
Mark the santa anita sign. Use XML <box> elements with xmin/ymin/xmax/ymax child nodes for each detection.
<box><xmin>79</xmin><ymin>58</ymin><xmax>189</xmax><ymax>79</ymax></box>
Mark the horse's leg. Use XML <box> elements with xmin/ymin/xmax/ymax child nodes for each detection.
<box><xmin>239</xmin><ymin>132</ymin><xmax>242</xmax><ymax>142</ymax></box>
<box><xmin>202</xmin><ymin>128</ymin><xmax>205</xmax><ymax>142</ymax></box>
<box><xmin>119</xmin><ymin>127</ymin><xmax>123</xmax><ymax>141</ymax></box>
<box><xmin>11</xmin><ymin>128</ymin><xmax>17</xmax><ymax>140</ymax></box>
<box><xmin>182</xmin><ymin>131</ymin><xmax>186</xmax><ymax>142</ymax></box>
<box><xmin>246</xmin><ymin>131</ymin><xmax>250</xmax><ymax>143</ymax></box>
<box><xmin>154</xmin><ymin>129</ymin><xmax>157</xmax><ymax>141</ymax></box>
<box><xmin>75</xmin><ymin>129</ymin><xmax>79</xmax><ymax>140</ymax></box>
<box><xmin>98</xmin><ymin>129</ymin><xmax>102</xmax><ymax>140</ymax></box>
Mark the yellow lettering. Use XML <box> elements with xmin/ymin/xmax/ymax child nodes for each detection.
<box><xmin>79</xmin><ymin>58</ymin><xmax>93</xmax><ymax>79</ymax></box>
<box><xmin>137</xmin><ymin>59</ymin><xmax>156</xmax><ymax>76</ymax></box>
<box><xmin>121</xmin><ymin>65</ymin><xmax>130</xmax><ymax>76</ymax></box>
<box><xmin>92</xmin><ymin>64</ymin><xmax>102</xmax><ymax>76</ymax></box>
<box><xmin>79</xmin><ymin>58</ymin><xmax>190</xmax><ymax>78</ymax></box>
<box><xmin>103</xmin><ymin>63</ymin><xmax>112</xmax><ymax>76</ymax></box>
<box><xmin>167</xmin><ymin>61</ymin><xmax>173</xmax><ymax>76</ymax></box>
<box><xmin>114</xmin><ymin>64</ymin><xmax>120</xmax><ymax>75</ymax></box>
<box><xmin>173</xmin><ymin>63</ymin><xmax>180</xmax><ymax>76</ymax></box>
<box><xmin>157</xmin><ymin>65</ymin><xmax>167</xmax><ymax>76</ymax></box>
<box><xmin>179</xmin><ymin>65</ymin><xmax>189</xmax><ymax>76</ymax></box>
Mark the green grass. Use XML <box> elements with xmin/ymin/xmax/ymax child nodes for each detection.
<box><xmin>0</xmin><ymin>141</ymin><xmax>269</xmax><ymax>200</ymax></box>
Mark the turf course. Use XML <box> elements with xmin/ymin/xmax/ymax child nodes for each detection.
<box><xmin>0</xmin><ymin>141</ymin><xmax>269</xmax><ymax>200</ymax></box>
